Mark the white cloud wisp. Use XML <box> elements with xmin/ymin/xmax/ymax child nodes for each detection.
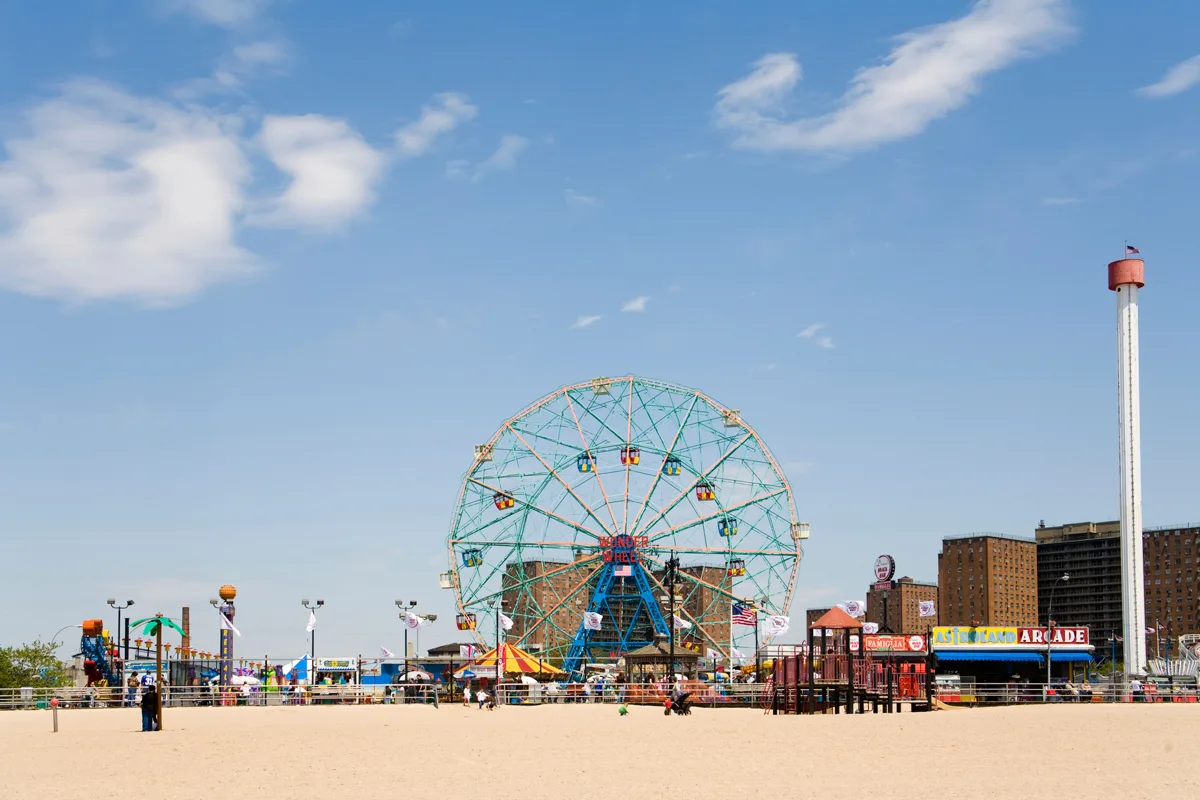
<box><xmin>714</xmin><ymin>0</ymin><xmax>1071</xmax><ymax>153</ymax></box>
<box><xmin>621</xmin><ymin>295</ymin><xmax>649</xmax><ymax>313</ymax></box>
<box><xmin>570</xmin><ymin>315</ymin><xmax>602</xmax><ymax>329</ymax></box>
<box><xmin>1139</xmin><ymin>55</ymin><xmax>1200</xmax><ymax>98</ymax></box>
<box><xmin>472</xmin><ymin>135</ymin><xmax>529</xmax><ymax>181</ymax></box>
<box><xmin>162</xmin><ymin>0</ymin><xmax>271</xmax><ymax>28</ymax></box>
<box><xmin>395</xmin><ymin>93</ymin><xmax>478</xmax><ymax>158</ymax></box>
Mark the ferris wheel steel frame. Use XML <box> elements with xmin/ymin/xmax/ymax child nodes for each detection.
<box><xmin>445</xmin><ymin>376</ymin><xmax>804</xmax><ymax>675</ymax></box>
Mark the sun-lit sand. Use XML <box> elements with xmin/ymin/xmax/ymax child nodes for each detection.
<box><xmin>2</xmin><ymin>703</ymin><xmax>1197</xmax><ymax>799</ymax></box>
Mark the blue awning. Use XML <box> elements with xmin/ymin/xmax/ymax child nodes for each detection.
<box><xmin>1050</xmin><ymin>651</ymin><xmax>1093</xmax><ymax>663</ymax></box>
<box><xmin>935</xmin><ymin>651</ymin><xmax>1043</xmax><ymax>663</ymax></box>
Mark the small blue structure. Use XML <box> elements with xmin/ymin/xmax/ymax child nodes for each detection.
<box><xmin>577</xmin><ymin>452</ymin><xmax>597</xmax><ymax>473</ymax></box>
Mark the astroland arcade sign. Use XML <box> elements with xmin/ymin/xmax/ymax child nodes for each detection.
<box><xmin>932</xmin><ymin>626</ymin><xmax>1090</xmax><ymax>650</ymax></box>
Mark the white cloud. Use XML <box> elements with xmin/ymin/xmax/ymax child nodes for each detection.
<box><xmin>254</xmin><ymin>114</ymin><xmax>386</xmax><ymax>229</ymax></box>
<box><xmin>0</xmin><ymin>79</ymin><xmax>396</xmax><ymax>304</ymax></box>
<box><xmin>395</xmin><ymin>93</ymin><xmax>477</xmax><ymax>158</ymax></box>
<box><xmin>714</xmin><ymin>0</ymin><xmax>1071</xmax><ymax>153</ymax></box>
<box><xmin>564</xmin><ymin>188</ymin><xmax>597</xmax><ymax>206</ymax></box>
<box><xmin>162</xmin><ymin>0</ymin><xmax>270</xmax><ymax>27</ymax></box>
<box><xmin>472</xmin><ymin>135</ymin><xmax>529</xmax><ymax>181</ymax></box>
<box><xmin>570</xmin><ymin>314</ymin><xmax>602</xmax><ymax>329</ymax></box>
<box><xmin>816</xmin><ymin>336</ymin><xmax>835</xmax><ymax>349</ymax></box>
<box><xmin>0</xmin><ymin>81</ymin><xmax>254</xmax><ymax>304</ymax></box>
<box><xmin>621</xmin><ymin>295</ymin><xmax>649</xmax><ymax>312</ymax></box>
<box><xmin>445</xmin><ymin>159</ymin><xmax>469</xmax><ymax>179</ymax></box>
<box><xmin>212</xmin><ymin>40</ymin><xmax>290</xmax><ymax>88</ymax></box>
<box><xmin>1139</xmin><ymin>55</ymin><xmax>1200</xmax><ymax>98</ymax></box>
<box><xmin>1040</xmin><ymin>196</ymin><xmax>1080</xmax><ymax>206</ymax></box>
<box><xmin>797</xmin><ymin>323</ymin><xmax>826</xmax><ymax>338</ymax></box>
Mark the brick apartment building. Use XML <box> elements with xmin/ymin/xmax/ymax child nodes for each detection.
<box><xmin>866</xmin><ymin>576</ymin><xmax>939</xmax><ymax>634</ymax></box>
<box><xmin>1035</xmin><ymin>520</ymin><xmax>1200</xmax><ymax>656</ymax></box>
<box><xmin>937</xmin><ymin>534</ymin><xmax>1039</xmax><ymax>626</ymax></box>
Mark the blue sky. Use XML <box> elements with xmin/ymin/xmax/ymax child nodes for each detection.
<box><xmin>2</xmin><ymin>0</ymin><xmax>1199</xmax><ymax>660</ymax></box>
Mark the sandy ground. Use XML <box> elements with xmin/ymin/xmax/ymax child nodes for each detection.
<box><xmin>2</xmin><ymin>703</ymin><xmax>1197</xmax><ymax>799</ymax></box>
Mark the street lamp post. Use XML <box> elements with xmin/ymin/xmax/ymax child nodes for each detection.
<box><xmin>1046</xmin><ymin>573</ymin><xmax>1069</xmax><ymax>691</ymax></box>
<box><xmin>396</xmin><ymin>600</ymin><xmax>417</xmax><ymax>680</ymax></box>
<box><xmin>107</xmin><ymin>599</ymin><xmax>135</xmax><ymax>661</ymax></box>
<box><xmin>665</xmin><ymin>553</ymin><xmax>679</xmax><ymax>686</ymax></box>
<box><xmin>302</xmin><ymin>599</ymin><xmax>324</xmax><ymax>681</ymax></box>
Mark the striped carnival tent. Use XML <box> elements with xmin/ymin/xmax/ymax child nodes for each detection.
<box><xmin>459</xmin><ymin>643</ymin><xmax>564</xmax><ymax>676</ymax></box>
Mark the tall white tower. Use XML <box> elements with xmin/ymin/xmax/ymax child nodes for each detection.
<box><xmin>1109</xmin><ymin>256</ymin><xmax>1146</xmax><ymax>676</ymax></box>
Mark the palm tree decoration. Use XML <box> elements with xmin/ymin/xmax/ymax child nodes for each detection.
<box><xmin>129</xmin><ymin>613</ymin><xmax>185</xmax><ymax>731</ymax></box>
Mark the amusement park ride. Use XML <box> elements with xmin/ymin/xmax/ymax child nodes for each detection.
<box><xmin>444</xmin><ymin>376</ymin><xmax>807</xmax><ymax>676</ymax></box>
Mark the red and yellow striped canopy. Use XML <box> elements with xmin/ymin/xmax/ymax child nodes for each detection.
<box><xmin>471</xmin><ymin>643</ymin><xmax>564</xmax><ymax>675</ymax></box>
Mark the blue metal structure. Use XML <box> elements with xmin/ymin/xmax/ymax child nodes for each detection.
<box><xmin>562</xmin><ymin>534</ymin><xmax>670</xmax><ymax>673</ymax></box>
<box><xmin>80</xmin><ymin>634</ymin><xmax>119</xmax><ymax>686</ymax></box>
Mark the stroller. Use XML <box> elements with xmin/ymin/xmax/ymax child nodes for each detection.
<box><xmin>664</xmin><ymin>690</ymin><xmax>692</xmax><ymax>716</ymax></box>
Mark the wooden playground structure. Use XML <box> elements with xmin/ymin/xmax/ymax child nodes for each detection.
<box><xmin>768</xmin><ymin>608</ymin><xmax>932</xmax><ymax>715</ymax></box>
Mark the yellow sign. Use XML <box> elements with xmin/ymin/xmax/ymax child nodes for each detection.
<box><xmin>932</xmin><ymin>627</ymin><xmax>1018</xmax><ymax>646</ymax></box>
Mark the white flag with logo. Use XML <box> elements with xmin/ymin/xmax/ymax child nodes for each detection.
<box><xmin>459</xmin><ymin>644</ymin><xmax>477</xmax><ymax>659</ymax></box>
<box><xmin>380</xmin><ymin>646</ymin><xmax>395</xmax><ymax>659</ymax></box>
<box><xmin>405</xmin><ymin>612</ymin><xmax>432</xmax><ymax>630</ymax></box>
<box><xmin>306</xmin><ymin>611</ymin><xmax>316</xmax><ymax>633</ymax></box>
<box><xmin>862</xmin><ymin>622</ymin><xmax>880</xmax><ymax>634</ymax></box>
<box><xmin>706</xmin><ymin>648</ymin><xmax>721</xmax><ymax>660</ymax></box>
<box><xmin>730</xmin><ymin>648</ymin><xmax>746</xmax><ymax>662</ymax></box>
<box><xmin>583</xmin><ymin>612</ymin><xmax>603</xmax><ymax>631</ymax></box>
<box><xmin>840</xmin><ymin>600</ymin><xmax>864</xmax><ymax>617</ymax></box>
<box><xmin>498</xmin><ymin>613</ymin><xmax>514</xmax><ymax>631</ymax></box>
<box><xmin>672</xmin><ymin>615</ymin><xmax>692</xmax><ymax>630</ymax></box>
<box><xmin>918</xmin><ymin>601</ymin><xmax>936</xmax><ymax>618</ymax></box>
<box><xmin>219</xmin><ymin>611</ymin><xmax>242</xmax><ymax>637</ymax></box>
<box><xmin>764</xmin><ymin>615</ymin><xmax>790</xmax><ymax>637</ymax></box>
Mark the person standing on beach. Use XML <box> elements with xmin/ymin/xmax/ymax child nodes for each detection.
<box><xmin>140</xmin><ymin>685</ymin><xmax>158</xmax><ymax>732</ymax></box>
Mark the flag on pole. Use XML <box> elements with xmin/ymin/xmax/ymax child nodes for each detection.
<box><xmin>306</xmin><ymin>611</ymin><xmax>316</xmax><ymax>633</ymax></box>
<box><xmin>918</xmin><ymin>600</ymin><xmax>936</xmax><ymax>618</ymax></box>
<box><xmin>672</xmin><ymin>614</ymin><xmax>692</xmax><ymax>630</ymax></box>
<box><xmin>1126</xmin><ymin>244</ymin><xmax>1140</xmax><ymax>254</ymax></box>
<box><xmin>498</xmin><ymin>613</ymin><xmax>514</xmax><ymax>631</ymax></box>
<box><xmin>706</xmin><ymin>648</ymin><xmax>721</xmax><ymax>660</ymax></box>
<box><xmin>731</xmin><ymin>603</ymin><xmax>757</xmax><ymax>626</ymax></box>
<box><xmin>613</xmin><ymin>565</ymin><xmax>632</xmax><ymax>577</ymax></box>
<box><xmin>583</xmin><ymin>611</ymin><xmax>603</xmax><ymax>631</ymax></box>
<box><xmin>730</xmin><ymin>647</ymin><xmax>746</xmax><ymax>662</ymax></box>
<box><xmin>459</xmin><ymin>644</ymin><xmax>477</xmax><ymax>659</ymax></box>
<box><xmin>380</xmin><ymin>646</ymin><xmax>395</xmax><ymax>659</ymax></box>
<box><xmin>405</xmin><ymin>612</ymin><xmax>432</xmax><ymax>630</ymax></box>
<box><xmin>862</xmin><ymin>622</ymin><xmax>880</xmax><ymax>634</ymax></box>
<box><xmin>764</xmin><ymin>615</ymin><xmax>790</xmax><ymax>637</ymax></box>
<box><xmin>219</xmin><ymin>612</ymin><xmax>242</xmax><ymax>637</ymax></box>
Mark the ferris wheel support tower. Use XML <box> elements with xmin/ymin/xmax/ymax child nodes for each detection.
<box><xmin>1110</xmin><ymin>255</ymin><xmax>1147</xmax><ymax>678</ymax></box>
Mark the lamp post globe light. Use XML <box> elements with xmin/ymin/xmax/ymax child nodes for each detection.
<box><xmin>108</xmin><ymin>599</ymin><xmax>135</xmax><ymax>660</ymax></box>
<box><xmin>1046</xmin><ymin>573</ymin><xmax>1069</xmax><ymax>691</ymax></box>
<box><xmin>303</xmin><ymin>599</ymin><xmax>324</xmax><ymax>681</ymax></box>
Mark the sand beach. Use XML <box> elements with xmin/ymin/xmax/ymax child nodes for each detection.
<box><xmin>2</xmin><ymin>703</ymin><xmax>1197</xmax><ymax>799</ymax></box>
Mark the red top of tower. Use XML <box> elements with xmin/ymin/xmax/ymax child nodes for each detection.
<box><xmin>1108</xmin><ymin>258</ymin><xmax>1145</xmax><ymax>291</ymax></box>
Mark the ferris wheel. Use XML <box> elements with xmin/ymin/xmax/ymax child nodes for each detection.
<box><xmin>442</xmin><ymin>376</ymin><xmax>807</xmax><ymax>674</ymax></box>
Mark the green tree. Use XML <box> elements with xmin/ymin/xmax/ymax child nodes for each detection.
<box><xmin>0</xmin><ymin>639</ymin><xmax>71</xmax><ymax>689</ymax></box>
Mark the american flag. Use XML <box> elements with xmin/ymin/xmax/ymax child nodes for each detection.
<box><xmin>732</xmin><ymin>603</ymin><xmax>757</xmax><ymax>626</ymax></box>
<box><xmin>1126</xmin><ymin>244</ymin><xmax>1140</xmax><ymax>254</ymax></box>
<box><xmin>614</xmin><ymin>565</ymin><xmax>632</xmax><ymax>577</ymax></box>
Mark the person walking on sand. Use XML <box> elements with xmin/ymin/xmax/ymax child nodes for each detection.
<box><xmin>140</xmin><ymin>684</ymin><xmax>158</xmax><ymax>732</ymax></box>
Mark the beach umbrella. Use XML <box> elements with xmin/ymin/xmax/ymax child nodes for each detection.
<box><xmin>229</xmin><ymin>675</ymin><xmax>261</xmax><ymax>686</ymax></box>
<box><xmin>401</xmin><ymin>670</ymin><xmax>433</xmax><ymax>681</ymax></box>
<box><xmin>520</xmin><ymin>675</ymin><xmax>539</xmax><ymax>685</ymax></box>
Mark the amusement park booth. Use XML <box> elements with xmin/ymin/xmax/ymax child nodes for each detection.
<box><xmin>930</xmin><ymin>626</ymin><xmax>1095</xmax><ymax>691</ymax></box>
